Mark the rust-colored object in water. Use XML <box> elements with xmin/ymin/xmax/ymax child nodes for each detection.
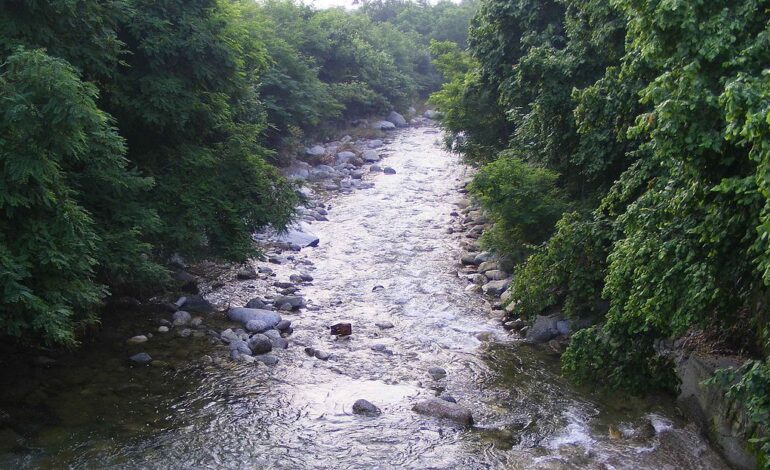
<box><xmin>330</xmin><ymin>323</ymin><xmax>352</xmax><ymax>336</ymax></box>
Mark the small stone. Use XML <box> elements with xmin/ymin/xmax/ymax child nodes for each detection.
<box><xmin>428</xmin><ymin>367</ymin><xmax>447</xmax><ymax>380</ymax></box>
<box><xmin>439</xmin><ymin>393</ymin><xmax>457</xmax><ymax>403</ymax></box>
<box><xmin>177</xmin><ymin>328</ymin><xmax>192</xmax><ymax>338</ymax></box>
<box><xmin>129</xmin><ymin>352</ymin><xmax>152</xmax><ymax>365</ymax></box>
<box><xmin>330</xmin><ymin>323</ymin><xmax>352</xmax><ymax>336</ymax></box>
<box><xmin>275</xmin><ymin>320</ymin><xmax>292</xmax><ymax>331</ymax></box>
<box><xmin>172</xmin><ymin>310</ymin><xmax>191</xmax><ymax>326</ymax></box>
<box><xmin>314</xmin><ymin>350</ymin><xmax>331</xmax><ymax>360</ymax></box>
<box><xmin>127</xmin><ymin>335</ymin><xmax>148</xmax><ymax>345</ymax></box>
<box><xmin>370</xmin><ymin>164</ymin><xmax>382</xmax><ymax>172</ymax></box>
<box><xmin>190</xmin><ymin>317</ymin><xmax>203</xmax><ymax>327</ymax></box>
<box><xmin>352</xmin><ymin>399</ymin><xmax>381</xmax><ymax>416</ymax></box>
<box><xmin>272</xmin><ymin>337</ymin><xmax>289</xmax><ymax>349</ymax></box>
<box><xmin>383</xmin><ymin>167</ymin><xmax>396</xmax><ymax>174</ymax></box>
<box><xmin>375</xmin><ymin>321</ymin><xmax>394</xmax><ymax>329</ymax></box>
<box><xmin>256</xmin><ymin>355</ymin><xmax>279</xmax><ymax>366</ymax></box>
<box><xmin>158</xmin><ymin>326</ymin><xmax>169</xmax><ymax>333</ymax></box>
<box><xmin>304</xmin><ymin>347</ymin><xmax>316</xmax><ymax>356</ymax></box>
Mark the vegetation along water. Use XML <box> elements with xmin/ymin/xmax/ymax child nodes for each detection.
<box><xmin>1</xmin><ymin>0</ymin><xmax>769</xmax><ymax>468</ymax></box>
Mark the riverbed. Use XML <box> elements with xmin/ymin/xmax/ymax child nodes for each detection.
<box><xmin>0</xmin><ymin>126</ymin><xmax>730</xmax><ymax>469</ymax></box>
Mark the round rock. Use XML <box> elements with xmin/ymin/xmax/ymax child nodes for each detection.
<box><xmin>352</xmin><ymin>399</ymin><xmax>381</xmax><ymax>416</ymax></box>
<box><xmin>248</xmin><ymin>334</ymin><xmax>273</xmax><ymax>355</ymax></box>
<box><xmin>428</xmin><ymin>367</ymin><xmax>447</xmax><ymax>380</ymax></box>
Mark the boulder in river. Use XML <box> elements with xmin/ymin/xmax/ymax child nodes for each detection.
<box><xmin>257</xmin><ymin>355</ymin><xmax>279</xmax><ymax>366</ymax></box>
<box><xmin>372</xmin><ymin>120</ymin><xmax>396</xmax><ymax>131</ymax></box>
<box><xmin>362</xmin><ymin>149</ymin><xmax>380</xmax><ymax>162</ymax></box>
<box><xmin>127</xmin><ymin>335</ymin><xmax>148</xmax><ymax>345</ymax></box>
<box><xmin>246</xmin><ymin>319</ymin><xmax>268</xmax><ymax>333</ymax></box>
<box><xmin>387</xmin><ymin>111</ymin><xmax>408</xmax><ymax>128</ymax></box>
<box><xmin>275</xmin><ymin>222</ymin><xmax>320</xmax><ymax>249</ymax></box>
<box><xmin>370</xmin><ymin>164</ymin><xmax>382</xmax><ymax>172</ymax></box>
<box><xmin>236</xmin><ymin>265</ymin><xmax>258</xmax><ymax>280</ymax></box>
<box><xmin>180</xmin><ymin>295</ymin><xmax>215</xmax><ymax>314</ymax></box>
<box><xmin>228</xmin><ymin>308</ymin><xmax>281</xmax><ymax>329</ymax></box>
<box><xmin>230</xmin><ymin>339</ymin><xmax>253</xmax><ymax>356</ymax></box>
<box><xmin>375</xmin><ymin>321</ymin><xmax>394</xmax><ymax>329</ymax></box>
<box><xmin>428</xmin><ymin>367</ymin><xmax>447</xmax><ymax>380</ymax></box>
<box><xmin>272</xmin><ymin>295</ymin><xmax>305</xmax><ymax>310</ymax></box>
<box><xmin>172</xmin><ymin>310</ymin><xmax>191</xmax><ymax>327</ymax></box>
<box><xmin>248</xmin><ymin>334</ymin><xmax>273</xmax><ymax>355</ymax></box>
<box><xmin>352</xmin><ymin>399</ymin><xmax>381</xmax><ymax>416</ymax></box>
<box><xmin>481</xmin><ymin>279</ymin><xmax>510</xmax><ymax>296</ymax></box>
<box><xmin>245</xmin><ymin>298</ymin><xmax>266</xmax><ymax>309</ymax></box>
<box><xmin>412</xmin><ymin>398</ymin><xmax>473</xmax><ymax>426</ymax></box>
<box><xmin>383</xmin><ymin>167</ymin><xmax>396</xmax><ymax>175</ymax></box>
<box><xmin>526</xmin><ymin>315</ymin><xmax>561</xmax><ymax>343</ymax></box>
<box><xmin>330</xmin><ymin>323</ymin><xmax>352</xmax><ymax>336</ymax></box>
<box><xmin>305</xmin><ymin>145</ymin><xmax>325</xmax><ymax>157</ymax></box>
<box><xmin>129</xmin><ymin>352</ymin><xmax>152</xmax><ymax>365</ymax></box>
<box><xmin>423</xmin><ymin>110</ymin><xmax>441</xmax><ymax>119</ymax></box>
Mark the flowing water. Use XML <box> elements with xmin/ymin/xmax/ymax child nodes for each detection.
<box><xmin>0</xmin><ymin>127</ymin><xmax>730</xmax><ymax>469</ymax></box>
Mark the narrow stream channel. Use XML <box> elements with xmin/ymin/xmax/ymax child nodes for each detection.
<box><xmin>0</xmin><ymin>127</ymin><xmax>730</xmax><ymax>468</ymax></box>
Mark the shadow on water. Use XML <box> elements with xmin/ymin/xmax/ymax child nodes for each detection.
<box><xmin>0</xmin><ymin>127</ymin><xmax>731</xmax><ymax>469</ymax></box>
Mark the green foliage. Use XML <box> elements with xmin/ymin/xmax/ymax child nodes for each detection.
<box><xmin>710</xmin><ymin>359</ymin><xmax>770</xmax><ymax>468</ymax></box>
<box><xmin>509</xmin><ymin>211</ymin><xmax>612</xmax><ymax>321</ymax></box>
<box><xmin>438</xmin><ymin>1</ymin><xmax>770</xmax><ymax>458</ymax></box>
<box><xmin>0</xmin><ymin>49</ymin><xmax>160</xmax><ymax>346</ymax></box>
<box><xmin>103</xmin><ymin>0</ymin><xmax>298</xmax><ymax>260</ymax></box>
<box><xmin>470</xmin><ymin>153</ymin><xmax>567</xmax><ymax>259</ymax></box>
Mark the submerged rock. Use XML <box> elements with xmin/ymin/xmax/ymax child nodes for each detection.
<box><xmin>129</xmin><ymin>352</ymin><xmax>152</xmax><ymax>365</ymax></box>
<box><xmin>127</xmin><ymin>335</ymin><xmax>148</xmax><ymax>345</ymax></box>
<box><xmin>172</xmin><ymin>310</ymin><xmax>191</xmax><ymax>326</ymax></box>
<box><xmin>412</xmin><ymin>398</ymin><xmax>472</xmax><ymax>425</ymax></box>
<box><xmin>352</xmin><ymin>399</ymin><xmax>381</xmax><ymax>416</ymax></box>
<box><xmin>383</xmin><ymin>167</ymin><xmax>397</xmax><ymax>175</ymax></box>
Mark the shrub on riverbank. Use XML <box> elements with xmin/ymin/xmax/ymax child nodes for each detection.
<box><xmin>430</xmin><ymin>0</ymin><xmax>770</xmax><ymax>463</ymax></box>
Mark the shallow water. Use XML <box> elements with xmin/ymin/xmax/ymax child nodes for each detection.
<box><xmin>0</xmin><ymin>127</ymin><xmax>729</xmax><ymax>469</ymax></box>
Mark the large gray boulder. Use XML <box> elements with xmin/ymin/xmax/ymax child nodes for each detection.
<box><xmin>227</xmin><ymin>308</ymin><xmax>281</xmax><ymax>329</ymax></box>
<box><xmin>305</xmin><ymin>145</ymin><xmax>325</xmax><ymax>157</ymax></box>
<box><xmin>336</xmin><ymin>151</ymin><xmax>357</xmax><ymax>164</ymax></box>
<box><xmin>387</xmin><ymin>111</ymin><xmax>408</xmax><ymax>127</ymax></box>
<box><xmin>275</xmin><ymin>222</ymin><xmax>319</xmax><ymax>249</ymax></box>
<box><xmin>362</xmin><ymin>149</ymin><xmax>380</xmax><ymax>162</ymax></box>
<box><xmin>372</xmin><ymin>120</ymin><xmax>396</xmax><ymax>131</ymax></box>
<box><xmin>412</xmin><ymin>398</ymin><xmax>473</xmax><ymax>425</ymax></box>
<box><xmin>272</xmin><ymin>295</ymin><xmax>305</xmax><ymax>309</ymax></box>
<box><xmin>248</xmin><ymin>334</ymin><xmax>273</xmax><ymax>354</ymax></box>
<box><xmin>526</xmin><ymin>315</ymin><xmax>560</xmax><ymax>343</ymax></box>
<box><xmin>423</xmin><ymin>110</ymin><xmax>441</xmax><ymax>119</ymax></box>
<box><xmin>481</xmin><ymin>278</ymin><xmax>510</xmax><ymax>296</ymax></box>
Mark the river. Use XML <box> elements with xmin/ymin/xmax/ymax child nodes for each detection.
<box><xmin>0</xmin><ymin>127</ymin><xmax>730</xmax><ymax>469</ymax></box>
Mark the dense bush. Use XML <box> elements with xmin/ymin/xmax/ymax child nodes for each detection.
<box><xmin>433</xmin><ymin>0</ymin><xmax>770</xmax><ymax>461</ymax></box>
<box><xmin>0</xmin><ymin>49</ymin><xmax>161</xmax><ymax>346</ymax></box>
<box><xmin>470</xmin><ymin>152</ymin><xmax>567</xmax><ymax>260</ymax></box>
